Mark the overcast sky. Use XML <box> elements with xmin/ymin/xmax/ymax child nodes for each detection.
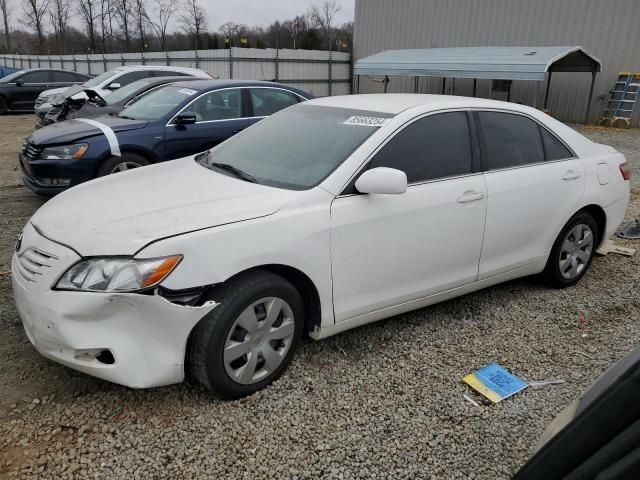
<box><xmin>202</xmin><ymin>0</ymin><xmax>356</xmax><ymax>30</ymax></box>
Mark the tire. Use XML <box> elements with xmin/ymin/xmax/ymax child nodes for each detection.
<box><xmin>0</xmin><ymin>96</ymin><xmax>7</xmax><ymax>115</ymax></box>
<box><xmin>186</xmin><ymin>270</ymin><xmax>304</xmax><ymax>399</ymax></box>
<box><xmin>542</xmin><ymin>211</ymin><xmax>599</xmax><ymax>288</ymax></box>
<box><xmin>96</xmin><ymin>153</ymin><xmax>150</xmax><ymax>177</ymax></box>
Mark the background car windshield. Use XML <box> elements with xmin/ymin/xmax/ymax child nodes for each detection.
<box><xmin>103</xmin><ymin>78</ymin><xmax>156</xmax><ymax>105</ymax></box>
<box><xmin>118</xmin><ymin>85</ymin><xmax>197</xmax><ymax>120</ymax></box>
<box><xmin>202</xmin><ymin>105</ymin><xmax>390</xmax><ymax>190</ymax></box>
<box><xmin>83</xmin><ymin>70</ymin><xmax>118</xmax><ymax>88</ymax></box>
<box><xmin>0</xmin><ymin>70</ymin><xmax>25</xmax><ymax>83</ymax></box>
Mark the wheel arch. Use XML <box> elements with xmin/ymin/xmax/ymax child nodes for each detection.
<box><xmin>201</xmin><ymin>264</ymin><xmax>322</xmax><ymax>336</ymax></box>
<box><xmin>94</xmin><ymin>148</ymin><xmax>157</xmax><ymax>177</ymax></box>
<box><xmin>576</xmin><ymin>204</ymin><xmax>606</xmax><ymax>248</ymax></box>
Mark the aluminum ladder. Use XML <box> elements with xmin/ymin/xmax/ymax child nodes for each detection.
<box><xmin>599</xmin><ymin>72</ymin><xmax>640</xmax><ymax>127</ymax></box>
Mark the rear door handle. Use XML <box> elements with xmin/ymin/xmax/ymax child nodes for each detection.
<box><xmin>457</xmin><ymin>191</ymin><xmax>484</xmax><ymax>203</ymax></box>
<box><xmin>563</xmin><ymin>171</ymin><xmax>581</xmax><ymax>181</ymax></box>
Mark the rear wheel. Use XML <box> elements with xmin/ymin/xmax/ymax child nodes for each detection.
<box><xmin>543</xmin><ymin>211</ymin><xmax>598</xmax><ymax>288</ymax></box>
<box><xmin>187</xmin><ymin>270</ymin><xmax>304</xmax><ymax>399</ymax></box>
<box><xmin>97</xmin><ymin>153</ymin><xmax>149</xmax><ymax>177</ymax></box>
<box><xmin>0</xmin><ymin>96</ymin><xmax>7</xmax><ymax>115</ymax></box>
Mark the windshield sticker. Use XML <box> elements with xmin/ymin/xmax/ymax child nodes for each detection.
<box><xmin>343</xmin><ymin>116</ymin><xmax>390</xmax><ymax>127</ymax></box>
<box><xmin>178</xmin><ymin>88</ymin><xmax>197</xmax><ymax>96</ymax></box>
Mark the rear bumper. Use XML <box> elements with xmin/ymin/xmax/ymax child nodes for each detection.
<box><xmin>603</xmin><ymin>194</ymin><xmax>630</xmax><ymax>240</ymax></box>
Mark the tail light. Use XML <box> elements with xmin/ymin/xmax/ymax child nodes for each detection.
<box><xmin>619</xmin><ymin>162</ymin><xmax>631</xmax><ymax>181</ymax></box>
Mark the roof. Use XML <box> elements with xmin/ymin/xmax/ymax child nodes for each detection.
<box><xmin>354</xmin><ymin>46</ymin><xmax>602</xmax><ymax>81</ymax></box>
<box><xmin>166</xmin><ymin>79</ymin><xmax>313</xmax><ymax>97</ymax></box>
<box><xmin>308</xmin><ymin>93</ymin><xmax>534</xmax><ymax>115</ymax></box>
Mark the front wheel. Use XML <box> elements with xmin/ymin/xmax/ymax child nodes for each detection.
<box><xmin>97</xmin><ymin>153</ymin><xmax>150</xmax><ymax>177</ymax></box>
<box><xmin>187</xmin><ymin>270</ymin><xmax>304</xmax><ymax>399</ymax></box>
<box><xmin>543</xmin><ymin>211</ymin><xmax>598</xmax><ymax>288</ymax></box>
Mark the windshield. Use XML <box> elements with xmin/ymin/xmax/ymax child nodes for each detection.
<box><xmin>0</xmin><ymin>70</ymin><xmax>25</xmax><ymax>83</ymax></box>
<box><xmin>103</xmin><ymin>78</ymin><xmax>157</xmax><ymax>105</ymax></box>
<box><xmin>117</xmin><ymin>84</ymin><xmax>198</xmax><ymax>120</ymax></box>
<box><xmin>199</xmin><ymin>105</ymin><xmax>391</xmax><ymax>190</ymax></box>
<box><xmin>84</xmin><ymin>69</ymin><xmax>121</xmax><ymax>88</ymax></box>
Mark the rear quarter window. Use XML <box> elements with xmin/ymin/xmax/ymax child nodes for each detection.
<box><xmin>540</xmin><ymin>127</ymin><xmax>574</xmax><ymax>160</ymax></box>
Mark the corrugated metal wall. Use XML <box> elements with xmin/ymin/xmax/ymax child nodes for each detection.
<box><xmin>0</xmin><ymin>48</ymin><xmax>351</xmax><ymax>98</ymax></box>
<box><xmin>354</xmin><ymin>0</ymin><xmax>640</xmax><ymax>125</ymax></box>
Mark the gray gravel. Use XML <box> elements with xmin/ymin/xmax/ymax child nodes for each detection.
<box><xmin>1</xmin><ymin>118</ymin><xmax>640</xmax><ymax>479</ymax></box>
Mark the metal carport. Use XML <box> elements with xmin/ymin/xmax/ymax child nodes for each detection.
<box><xmin>353</xmin><ymin>46</ymin><xmax>602</xmax><ymax>122</ymax></box>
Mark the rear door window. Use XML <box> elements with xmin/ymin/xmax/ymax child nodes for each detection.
<box><xmin>478</xmin><ymin>111</ymin><xmax>544</xmax><ymax>170</ymax></box>
<box><xmin>155</xmin><ymin>70</ymin><xmax>190</xmax><ymax>77</ymax></box>
<box><xmin>52</xmin><ymin>71</ymin><xmax>81</xmax><ymax>83</ymax></box>
<box><xmin>367</xmin><ymin>111</ymin><xmax>473</xmax><ymax>183</ymax></box>
<box><xmin>250</xmin><ymin>88</ymin><xmax>301</xmax><ymax>116</ymax></box>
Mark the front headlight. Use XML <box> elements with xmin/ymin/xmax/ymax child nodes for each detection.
<box><xmin>55</xmin><ymin>255</ymin><xmax>182</xmax><ymax>292</ymax></box>
<box><xmin>38</xmin><ymin>143</ymin><xmax>88</xmax><ymax>160</ymax></box>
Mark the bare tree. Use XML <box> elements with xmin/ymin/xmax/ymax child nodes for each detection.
<box><xmin>180</xmin><ymin>0</ymin><xmax>206</xmax><ymax>50</ymax></box>
<box><xmin>114</xmin><ymin>0</ymin><xmax>132</xmax><ymax>50</ymax></box>
<box><xmin>0</xmin><ymin>0</ymin><xmax>10</xmax><ymax>51</ymax></box>
<box><xmin>132</xmin><ymin>0</ymin><xmax>148</xmax><ymax>51</ymax></box>
<box><xmin>48</xmin><ymin>0</ymin><xmax>70</xmax><ymax>52</ymax></box>
<box><xmin>146</xmin><ymin>0</ymin><xmax>178</xmax><ymax>51</ymax></box>
<box><xmin>99</xmin><ymin>0</ymin><xmax>114</xmax><ymax>52</ymax></box>
<box><xmin>21</xmin><ymin>0</ymin><xmax>50</xmax><ymax>52</ymax></box>
<box><xmin>308</xmin><ymin>0</ymin><xmax>340</xmax><ymax>50</ymax></box>
<box><xmin>77</xmin><ymin>0</ymin><xmax>99</xmax><ymax>52</ymax></box>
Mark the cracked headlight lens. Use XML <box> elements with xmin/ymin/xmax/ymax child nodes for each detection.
<box><xmin>55</xmin><ymin>255</ymin><xmax>182</xmax><ymax>292</ymax></box>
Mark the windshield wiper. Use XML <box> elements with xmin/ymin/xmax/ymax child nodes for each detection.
<box><xmin>117</xmin><ymin>113</ymin><xmax>135</xmax><ymax>120</ymax></box>
<box><xmin>209</xmin><ymin>162</ymin><xmax>258</xmax><ymax>184</ymax></box>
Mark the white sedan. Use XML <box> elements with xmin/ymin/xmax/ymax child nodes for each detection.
<box><xmin>12</xmin><ymin>94</ymin><xmax>630</xmax><ymax>398</ymax></box>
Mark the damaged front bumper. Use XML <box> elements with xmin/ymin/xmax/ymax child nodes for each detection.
<box><xmin>11</xmin><ymin>223</ymin><xmax>217</xmax><ymax>388</ymax></box>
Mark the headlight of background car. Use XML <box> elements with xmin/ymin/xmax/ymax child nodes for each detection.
<box><xmin>38</xmin><ymin>143</ymin><xmax>88</xmax><ymax>160</ymax></box>
<box><xmin>55</xmin><ymin>255</ymin><xmax>182</xmax><ymax>292</ymax></box>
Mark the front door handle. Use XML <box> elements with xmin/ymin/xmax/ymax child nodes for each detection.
<box><xmin>563</xmin><ymin>170</ymin><xmax>581</xmax><ymax>181</ymax></box>
<box><xmin>457</xmin><ymin>191</ymin><xmax>484</xmax><ymax>203</ymax></box>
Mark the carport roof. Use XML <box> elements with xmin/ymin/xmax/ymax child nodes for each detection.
<box><xmin>353</xmin><ymin>46</ymin><xmax>602</xmax><ymax>81</ymax></box>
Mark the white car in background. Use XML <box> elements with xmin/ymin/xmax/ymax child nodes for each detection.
<box><xmin>34</xmin><ymin>65</ymin><xmax>212</xmax><ymax>125</ymax></box>
<box><xmin>12</xmin><ymin>94</ymin><xmax>630</xmax><ymax>399</ymax></box>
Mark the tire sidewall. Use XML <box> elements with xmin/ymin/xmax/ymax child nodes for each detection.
<box><xmin>97</xmin><ymin>153</ymin><xmax>149</xmax><ymax>177</ymax></box>
<box><xmin>546</xmin><ymin>212</ymin><xmax>599</xmax><ymax>287</ymax></box>
<box><xmin>199</xmin><ymin>275</ymin><xmax>304</xmax><ymax>399</ymax></box>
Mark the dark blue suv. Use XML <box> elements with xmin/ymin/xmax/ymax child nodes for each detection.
<box><xmin>20</xmin><ymin>80</ymin><xmax>312</xmax><ymax>194</ymax></box>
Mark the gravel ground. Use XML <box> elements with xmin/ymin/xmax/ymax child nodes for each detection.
<box><xmin>0</xmin><ymin>116</ymin><xmax>639</xmax><ymax>479</ymax></box>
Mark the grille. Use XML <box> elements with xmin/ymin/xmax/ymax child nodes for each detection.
<box><xmin>14</xmin><ymin>247</ymin><xmax>59</xmax><ymax>284</ymax></box>
<box><xmin>21</xmin><ymin>142</ymin><xmax>42</xmax><ymax>162</ymax></box>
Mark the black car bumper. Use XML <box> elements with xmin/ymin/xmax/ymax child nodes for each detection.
<box><xmin>19</xmin><ymin>151</ymin><xmax>95</xmax><ymax>196</ymax></box>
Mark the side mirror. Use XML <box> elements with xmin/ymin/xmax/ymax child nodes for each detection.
<box><xmin>174</xmin><ymin>112</ymin><xmax>197</xmax><ymax>125</ymax></box>
<box><xmin>355</xmin><ymin>167</ymin><xmax>407</xmax><ymax>195</ymax></box>
<box><xmin>15</xmin><ymin>79</ymin><xmax>24</xmax><ymax>87</ymax></box>
<box><xmin>106</xmin><ymin>82</ymin><xmax>121</xmax><ymax>90</ymax></box>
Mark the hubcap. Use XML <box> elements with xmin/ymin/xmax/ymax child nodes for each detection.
<box><xmin>110</xmin><ymin>161</ymin><xmax>143</xmax><ymax>174</ymax></box>
<box><xmin>223</xmin><ymin>297</ymin><xmax>295</xmax><ymax>385</ymax></box>
<box><xmin>559</xmin><ymin>223</ymin><xmax>594</xmax><ymax>280</ymax></box>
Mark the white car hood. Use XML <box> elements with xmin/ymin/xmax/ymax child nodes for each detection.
<box><xmin>30</xmin><ymin>157</ymin><xmax>297</xmax><ymax>256</ymax></box>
